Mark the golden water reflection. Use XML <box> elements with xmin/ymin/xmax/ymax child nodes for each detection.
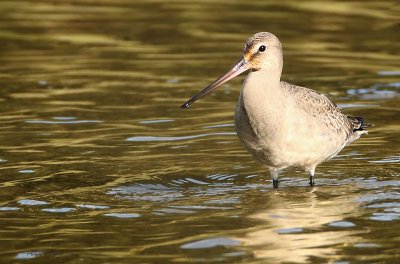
<box><xmin>238</xmin><ymin>188</ymin><xmax>365</xmax><ymax>263</ymax></box>
<box><xmin>0</xmin><ymin>0</ymin><xmax>399</xmax><ymax>263</ymax></box>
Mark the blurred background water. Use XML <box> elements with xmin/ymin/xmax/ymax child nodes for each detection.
<box><xmin>0</xmin><ymin>0</ymin><xmax>399</xmax><ymax>263</ymax></box>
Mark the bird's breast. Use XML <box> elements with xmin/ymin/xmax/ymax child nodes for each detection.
<box><xmin>234</xmin><ymin>86</ymin><xmax>283</xmax><ymax>167</ymax></box>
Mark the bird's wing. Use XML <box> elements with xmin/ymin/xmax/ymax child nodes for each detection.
<box><xmin>282</xmin><ymin>81</ymin><xmax>374</xmax><ymax>136</ymax></box>
<box><xmin>282</xmin><ymin>81</ymin><xmax>352</xmax><ymax>132</ymax></box>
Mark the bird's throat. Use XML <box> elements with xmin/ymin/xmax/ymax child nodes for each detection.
<box><xmin>241</xmin><ymin>70</ymin><xmax>284</xmax><ymax>137</ymax></box>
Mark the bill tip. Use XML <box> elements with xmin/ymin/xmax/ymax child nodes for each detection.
<box><xmin>181</xmin><ymin>102</ymin><xmax>190</xmax><ymax>108</ymax></box>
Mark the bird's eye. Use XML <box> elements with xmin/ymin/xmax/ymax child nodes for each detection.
<box><xmin>258</xmin><ymin>45</ymin><xmax>266</xmax><ymax>52</ymax></box>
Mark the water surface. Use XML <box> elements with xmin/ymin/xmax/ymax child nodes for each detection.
<box><xmin>0</xmin><ymin>0</ymin><xmax>399</xmax><ymax>263</ymax></box>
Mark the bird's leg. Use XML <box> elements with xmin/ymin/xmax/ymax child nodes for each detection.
<box><xmin>309</xmin><ymin>176</ymin><xmax>314</xmax><ymax>187</ymax></box>
<box><xmin>308</xmin><ymin>168</ymin><xmax>316</xmax><ymax>187</ymax></box>
<box><xmin>273</xmin><ymin>179</ymin><xmax>279</xmax><ymax>189</ymax></box>
<box><xmin>270</xmin><ymin>168</ymin><xmax>279</xmax><ymax>189</ymax></box>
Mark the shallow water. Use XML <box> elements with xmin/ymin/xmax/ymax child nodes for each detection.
<box><xmin>0</xmin><ymin>0</ymin><xmax>399</xmax><ymax>263</ymax></box>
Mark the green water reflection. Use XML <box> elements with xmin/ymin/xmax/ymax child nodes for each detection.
<box><xmin>0</xmin><ymin>0</ymin><xmax>399</xmax><ymax>263</ymax></box>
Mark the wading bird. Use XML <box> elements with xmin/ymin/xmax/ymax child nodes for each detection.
<box><xmin>181</xmin><ymin>32</ymin><xmax>373</xmax><ymax>188</ymax></box>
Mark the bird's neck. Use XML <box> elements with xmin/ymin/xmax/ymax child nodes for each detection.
<box><xmin>239</xmin><ymin>68</ymin><xmax>285</xmax><ymax>134</ymax></box>
<box><xmin>242</xmin><ymin>69</ymin><xmax>283</xmax><ymax>108</ymax></box>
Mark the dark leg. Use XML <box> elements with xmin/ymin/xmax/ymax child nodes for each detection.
<box><xmin>309</xmin><ymin>168</ymin><xmax>315</xmax><ymax>187</ymax></box>
<box><xmin>273</xmin><ymin>179</ymin><xmax>279</xmax><ymax>189</ymax></box>
<box><xmin>270</xmin><ymin>168</ymin><xmax>279</xmax><ymax>189</ymax></box>
<box><xmin>309</xmin><ymin>175</ymin><xmax>314</xmax><ymax>187</ymax></box>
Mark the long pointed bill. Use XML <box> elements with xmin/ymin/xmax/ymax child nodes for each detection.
<box><xmin>181</xmin><ymin>57</ymin><xmax>250</xmax><ymax>108</ymax></box>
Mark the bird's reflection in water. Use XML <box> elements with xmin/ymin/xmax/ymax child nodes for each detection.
<box><xmin>236</xmin><ymin>187</ymin><xmax>365</xmax><ymax>263</ymax></box>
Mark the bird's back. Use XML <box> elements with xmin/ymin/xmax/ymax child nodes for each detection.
<box><xmin>282</xmin><ymin>81</ymin><xmax>372</xmax><ymax>142</ymax></box>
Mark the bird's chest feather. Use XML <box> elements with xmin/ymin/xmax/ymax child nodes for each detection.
<box><xmin>234</xmin><ymin>76</ymin><xmax>289</xmax><ymax>165</ymax></box>
<box><xmin>238</xmin><ymin>75</ymin><xmax>287</xmax><ymax>144</ymax></box>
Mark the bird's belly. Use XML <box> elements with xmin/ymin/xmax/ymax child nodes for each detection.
<box><xmin>234</xmin><ymin>108</ymin><xmax>347</xmax><ymax>170</ymax></box>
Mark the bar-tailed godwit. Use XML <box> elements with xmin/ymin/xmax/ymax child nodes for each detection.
<box><xmin>181</xmin><ymin>32</ymin><xmax>373</xmax><ymax>188</ymax></box>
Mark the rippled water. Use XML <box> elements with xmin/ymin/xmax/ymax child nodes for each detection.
<box><xmin>0</xmin><ymin>0</ymin><xmax>399</xmax><ymax>263</ymax></box>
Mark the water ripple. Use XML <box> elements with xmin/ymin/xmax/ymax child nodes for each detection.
<box><xmin>76</xmin><ymin>204</ymin><xmax>110</xmax><ymax>209</ymax></box>
<box><xmin>17</xmin><ymin>199</ymin><xmax>49</xmax><ymax>206</ymax></box>
<box><xmin>181</xmin><ymin>237</ymin><xmax>240</xmax><ymax>249</ymax></box>
<box><xmin>126</xmin><ymin>132</ymin><xmax>236</xmax><ymax>142</ymax></box>
<box><xmin>104</xmin><ymin>213</ymin><xmax>141</xmax><ymax>218</ymax></box>
<box><xmin>26</xmin><ymin>120</ymin><xmax>103</xmax><ymax>124</ymax></box>
<box><xmin>378</xmin><ymin>71</ymin><xmax>400</xmax><ymax>75</ymax></box>
<box><xmin>0</xmin><ymin>207</ymin><xmax>20</xmax><ymax>211</ymax></box>
<box><xmin>42</xmin><ymin>208</ymin><xmax>76</xmax><ymax>213</ymax></box>
<box><xmin>139</xmin><ymin>119</ymin><xmax>174</xmax><ymax>124</ymax></box>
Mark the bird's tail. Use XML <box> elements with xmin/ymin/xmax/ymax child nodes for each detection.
<box><xmin>348</xmin><ymin>116</ymin><xmax>374</xmax><ymax>132</ymax></box>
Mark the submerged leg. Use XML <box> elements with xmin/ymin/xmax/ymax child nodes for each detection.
<box><xmin>308</xmin><ymin>167</ymin><xmax>316</xmax><ymax>187</ymax></box>
<box><xmin>269</xmin><ymin>168</ymin><xmax>279</xmax><ymax>189</ymax></box>
<box><xmin>273</xmin><ymin>179</ymin><xmax>279</xmax><ymax>189</ymax></box>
